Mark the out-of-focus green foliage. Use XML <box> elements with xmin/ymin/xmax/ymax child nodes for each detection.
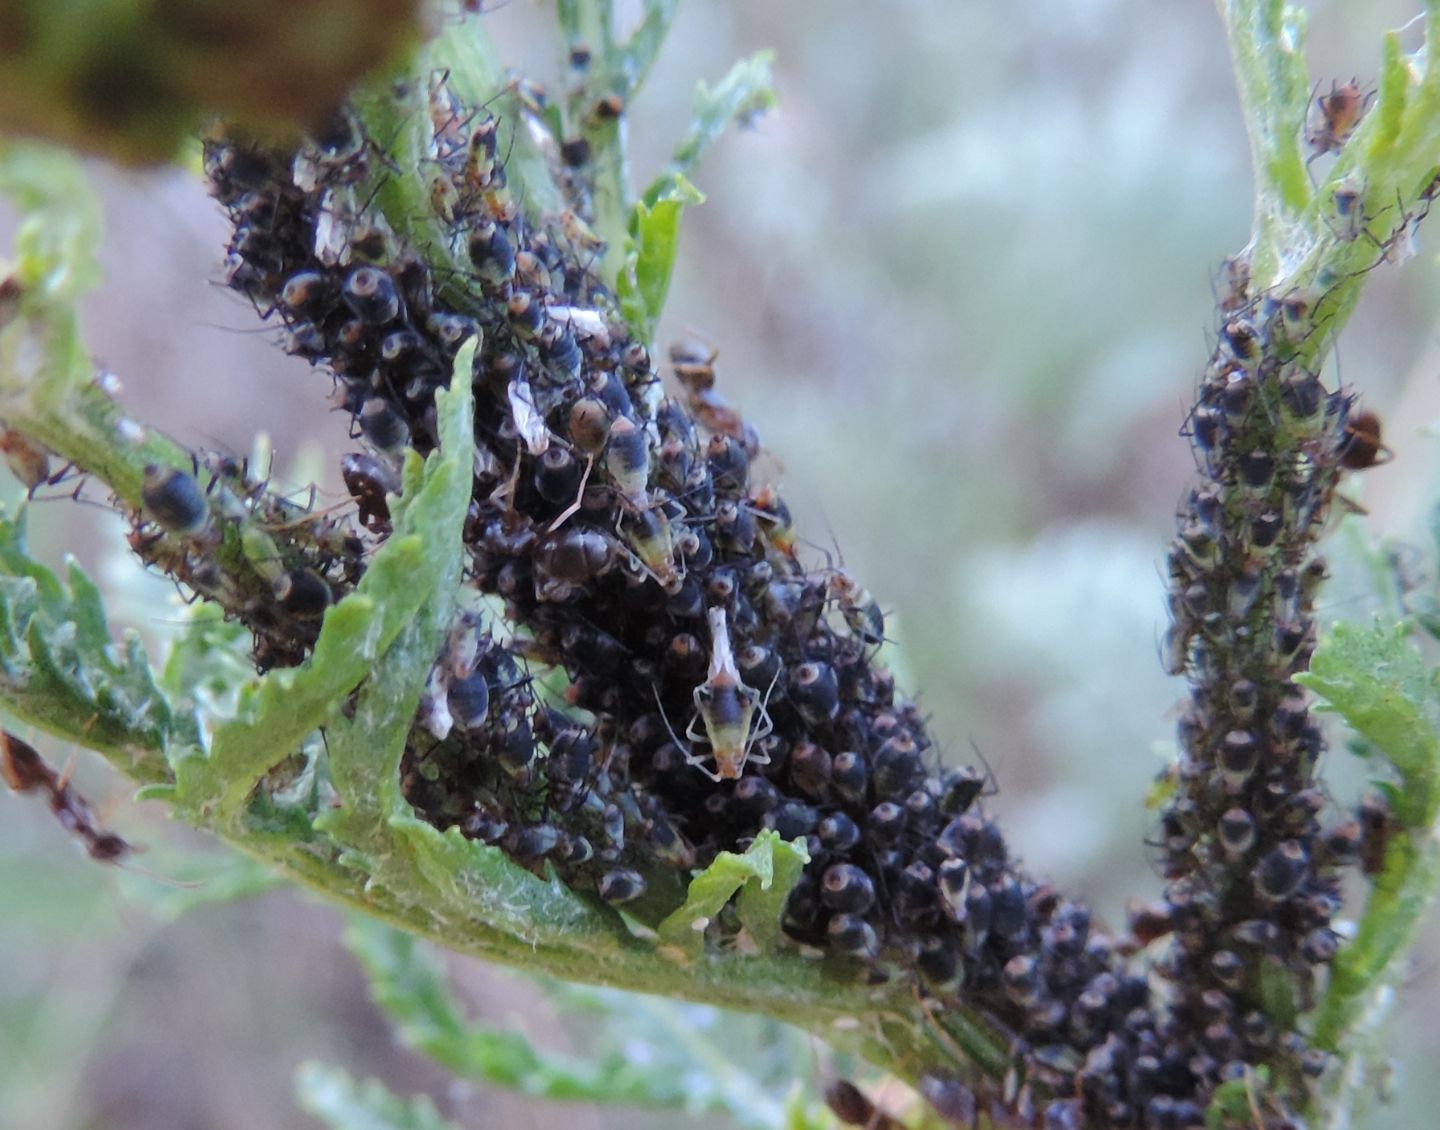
<box><xmin>6</xmin><ymin>2</ymin><xmax>1440</xmax><ymax>1129</ymax></box>
<box><xmin>1301</xmin><ymin>622</ymin><xmax>1440</xmax><ymax>1077</ymax></box>
<box><xmin>640</xmin><ymin>51</ymin><xmax>776</xmax><ymax>209</ymax></box>
<box><xmin>0</xmin><ymin>508</ymin><xmax>179</xmax><ymax>780</ymax></box>
<box><xmin>0</xmin><ymin>0</ymin><xmax>422</xmax><ymax>163</ymax></box>
<box><xmin>297</xmin><ymin>1063</ymin><xmax>463</xmax><ymax>1130</ymax></box>
<box><xmin>617</xmin><ymin>176</ymin><xmax>705</xmax><ymax>347</ymax></box>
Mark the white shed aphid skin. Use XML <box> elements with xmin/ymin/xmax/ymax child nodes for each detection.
<box><xmin>656</xmin><ymin>606</ymin><xmax>778</xmax><ymax>781</ymax></box>
<box><xmin>506</xmin><ymin>376</ymin><xmax>551</xmax><ymax>456</ymax></box>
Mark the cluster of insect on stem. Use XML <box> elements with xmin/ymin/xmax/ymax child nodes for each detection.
<box><xmin>197</xmin><ymin>63</ymin><xmax>1193</xmax><ymax>1127</ymax></box>
<box><xmin>4</xmin><ymin>25</ymin><xmax>1435</xmax><ymax>1129</ymax></box>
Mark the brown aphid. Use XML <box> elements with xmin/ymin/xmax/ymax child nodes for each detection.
<box><xmin>592</xmin><ymin>93</ymin><xmax>625</xmax><ymax>121</ymax></box>
<box><xmin>1339</xmin><ymin>409</ymin><xmax>1392</xmax><ymax>470</ymax></box>
<box><xmin>669</xmin><ymin>336</ymin><xmax>760</xmax><ymax>454</ymax></box>
<box><xmin>1308</xmin><ymin>80</ymin><xmax>1370</xmax><ymax>158</ymax></box>
<box><xmin>1358</xmin><ymin>791</ymin><xmax>1398</xmax><ymax>876</ymax></box>
<box><xmin>0</xmin><ymin>426</ymin><xmax>56</xmax><ymax>490</ymax></box>
<box><xmin>1216</xmin><ymin>255</ymin><xmax>1251</xmax><ymax>313</ymax></box>
<box><xmin>1126</xmin><ymin>898</ymin><xmax>1175</xmax><ymax>947</ymax></box>
<box><xmin>0</xmin><ymin>274</ymin><xmax>22</xmax><ymax>327</ymax></box>
<box><xmin>669</xmin><ymin>336</ymin><xmax>718</xmax><ymax>391</ymax></box>
<box><xmin>1</xmin><ymin>731</ymin><xmax>131</xmax><ymax>863</ymax></box>
<box><xmin>567</xmin><ymin>396</ymin><xmax>611</xmax><ymax>455</ymax></box>
<box><xmin>341</xmin><ymin>452</ymin><xmax>398</xmax><ymax>532</ymax></box>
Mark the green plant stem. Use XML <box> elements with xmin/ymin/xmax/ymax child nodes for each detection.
<box><xmin>1216</xmin><ymin>0</ymin><xmax>1312</xmax><ymax>279</ymax></box>
<box><xmin>1221</xmin><ymin>3</ymin><xmax>1440</xmax><ymax>367</ymax></box>
<box><xmin>557</xmin><ymin>0</ymin><xmax>636</xmax><ymax>282</ymax></box>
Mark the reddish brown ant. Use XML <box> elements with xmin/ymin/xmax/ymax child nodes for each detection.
<box><xmin>669</xmin><ymin>336</ymin><xmax>761</xmax><ymax>456</ymax></box>
<box><xmin>1</xmin><ymin>730</ymin><xmax>131</xmax><ymax>863</ymax></box>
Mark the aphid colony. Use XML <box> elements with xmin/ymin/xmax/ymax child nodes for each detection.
<box><xmin>1152</xmin><ymin>219</ymin><xmax>1406</xmax><ymax>1110</ymax></box>
<box><xmin>195</xmin><ymin>75</ymin><xmax>1202</xmax><ymax>1127</ymax></box>
<box><xmin>132</xmin><ymin>450</ymin><xmax>365</xmax><ymax>673</ymax></box>
<box><xmin>183</xmin><ymin>67</ymin><xmax>1412</xmax><ymax>1126</ymax></box>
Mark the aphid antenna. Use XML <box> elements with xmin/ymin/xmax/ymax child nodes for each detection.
<box><xmin>487</xmin><ymin>450</ymin><xmax>526</xmax><ymax>511</ymax></box>
<box><xmin>115</xmin><ymin>859</ymin><xmax>210</xmax><ymax>890</ymax></box>
<box><xmin>191</xmin><ymin>316</ymin><xmax>289</xmax><ymax>338</ymax></box>
<box><xmin>666</xmin><ymin>479</ymin><xmax>721</xmax><ymax>519</ymax></box>
<box><xmin>674</xmin><ymin>327</ymin><xmax>720</xmax><ymax>365</ymax></box>
<box><xmin>262</xmin><ymin>497</ymin><xmax>354</xmax><ymax>533</ymax></box>
<box><xmin>965</xmin><ymin>738</ymin><xmax>1002</xmax><ymax>802</ymax></box>
<box><xmin>51</xmin><ymin>746</ymin><xmax>79</xmax><ymax>792</ymax></box>
<box><xmin>208</xmin><ymin>276</ymin><xmax>281</xmax><ymax>322</ymax></box>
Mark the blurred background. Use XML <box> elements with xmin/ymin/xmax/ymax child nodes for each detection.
<box><xmin>3</xmin><ymin>1</ymin><xmax>1440</xmax><ymax>1126</ymax></box>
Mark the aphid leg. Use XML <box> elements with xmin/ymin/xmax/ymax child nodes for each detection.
<box><xmin>488</xmin><ymin>452</ymin><xmax>524</xmax><ymax>510</ymax></box>
<box><xmin>652</xmin><ymin>684</ymin><xmax>721</xmax><ymax>783</ymax></box>
<box><xmin>685</xmin><ymin>693</ymin><xmax>709</xmax><ymax>745</ymax></box>
<box><xmin>753</xmin><ymin>667</ymin><xmax>780</xmax><ymax>740</ymax></box>
<box><xmin>545</xmin><ymin>452</ymin><xmax>593</xmax><ymax>533</ymax></box>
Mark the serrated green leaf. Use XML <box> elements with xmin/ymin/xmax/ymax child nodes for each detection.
<box><xmin>657</xmin><ymin>829</ymin><xmax>808</xmax><ymax>958</ymax></box>
<box><xmin>310</xmin><ymin>343</ymin><xmax>621</xmax><ymax>946</ymax></box>
<box><xmin>119</xmin><ymin>850</ymin><xmax>285</xmax><ymax>922</ymax></box>
<box><xmin>388</xmin><ymin>814</ymin><xmax>614</xmax><ymax>941</ymax></box>
<box><xmin>615</xmin><ymin>0</ymin><xmax>681</xmax><ymax>97</ymax></box>
<box><xmin>0</xmin><ymin>143</ymin><xmax>103</xmax><ymax>303</ymax></box>
<box><xmin>346</xmin><ymin>918</ymin><xmax>685</xmax><ymax>1105</ymax></box>
<box><xmin>0</xmin><ymin>508</ymin><xmax>177</xmax><ymax>778</ymax></box>
<box><xmin>295</xmin><ymin>1063</ymin><xmax>462</xmax><ymax>1130</ymax></box>
<box><xmin>1302</xmin><ymin>619</ymin><xmax>1440</xmax><ymax>1057</ymax></box>
<box><xmin>737</xmin><ymin>831</ymin><xmax>809</xmax><ymax>951</ymax></box>
<box><xmin>1297</xmin><ymin>620</ymin><xmax>1440</xmax><ymax>825</ymax></box>
<box><xmin>160</xmin><ymin>605</ymin><xmax>256</xmax><ymax>729</ymax></box>
<box><xmin>346</xmin><ymin>919</ymin><xmax>804</xmax><ymax>1125</ymax></box>
<box><xmin>314</xmin><ymin>341</ymin><xmax>473</xmax><ymax>849</ymax></box>
<box><xmin>616</xmin><ymin>177</ymin><xmax>704</xmax><ymax>343</ymax></box>
<box><xmin>643</xmin><ymin>52</ymin><xmax>776</xmax><ymax>209</ymax></box>
<box><xmin>1373</xmin><ymin>31</ymin><xmax>1408</xmax><ymax>153</ymax></box>
<box><xmin>177</xmin><ymin>341</ymin><xmax>477</xmax><ymax>828</ymax></box>
<box><xmin>614</xmin><ymin>50</ymin><xmax>775</xmax><ymax>342</ymax></box>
